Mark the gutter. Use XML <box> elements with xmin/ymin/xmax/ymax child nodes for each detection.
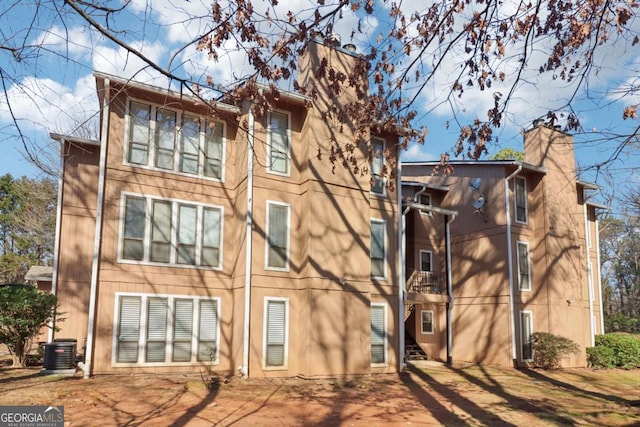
<box><xmin>48</xmin><ymin>141</ymin><xmax>66</xmax><ymax>343</ymax></box>
<box><xmin>82</xmin><ymin>78</ymin><xmax>111</xmax><ymax>378</ymax></box>
<box><xmin>445</xmin><ymin>213</ymin><xmax>456</xmax><ymax>366</ymax></box>
<box><xmin>595</xmin><ymin>218</ymin><xmax>605</xmax><ymax>335</ymax></box>
<box><xmin>583</xmin><ymin>203</ymin><xmax>595</xmax><ymax>346</ymax></box>
<box><xmin>240</xmin><ymin>107</ymin><xmax>255</xmax><ymax>378</ymax></box>
<box><xmin>505</xmin><ymin>164</ymin><xmax>522</xmax><ymax>365</ymax></box>
<box><xmin>398</xmin><ymin>158</ymin><xmax>406</xmax><ymax>371</ymax></box>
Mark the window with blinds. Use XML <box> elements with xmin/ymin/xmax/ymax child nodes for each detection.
<box><xmin>114</xmin><ymin>294</ymin><xmax>220</xmax><ymax>365</ymax></box>
<box><xmin>125</xmin><ymin>99</ymin><xmax>225</xmax><ymax>180</ymax></box>
<box><xmin>421</xmin><ymin>310</ymin><xmax>434</xmax><ymax>334</ymax></box>
<box><xmin>371</xmin><ymin>138</ymin><xmax>386</xmax><ymax>195</ymax></box>
<box><xmin>120</xmin><ymin>194</ymin><xmax>223</xmax><ymax>269</ymax></box>
<box><xmin>515</xmin><ymin>177</ymin><xmax>528</xmax><ymax>223</ymax></box>
<box><xmin>267</xmin><ymin>111</ymin><xmax>291</xmax><ymax>175</ymax></box>
<box><xmin>520</xmin><ymin>311</ymin><xmax>533</xmax><ymax>361</ymax></box>
<box><xmin>517</xmin><ymin>241</ymin><xmax>531</xmax><ymax>291</ymax></box>
<box><xmin>264</xmin><ymin>298</ymin><xmax>288</xmax><ymax>368</ymax></box>
<box><xmin>266</xmin><ymin>202</ymin><xmax>290</xmax><ymax>270</ymax></box>
<box><xmin>370</xmin><ymin>219</ymin><xmax>386</xmax><ymax>279</ymax></box>
<box><xmin>370</xmin><ymin>303</ymin><xmax>387</xmax><ymax>365</ymax></box>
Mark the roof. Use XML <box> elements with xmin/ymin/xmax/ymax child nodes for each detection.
<box><xmin>403</xmin><ymin>160</ymin><xmax>547</xmax><ymax>175</ymax></box>
<box><xmin>94</xmin><ymin>71</ymin><xmax>241</xmax><ymax>114</ymax></box>
<box><xmin>577</xmin><ymin>180</ymin><xmax>600</xmax><ymax>190</ymax></box>
<box><xmin>25</xmin><ymin>266</ymin><xmax>53</xmax><ymax>282</ymax></box>
<box><xmin>49</xmin><ymin>133</ymin><xmax>100</xmax><ymax>146</ymax></box>
<box><xmin>586</xmin><ymin>201</ymin><xmax>609</xmax><ymax>210</ymax></box>
<box><xmin>402</xmin><ymin>181</ymin><xmax>450</xmax><ymax>192</ymax></box>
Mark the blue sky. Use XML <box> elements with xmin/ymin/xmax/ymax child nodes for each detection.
<box><xmin>1</xmin><ymin>0</ymin><xmax>638</xmax><ymax>214</ymax></box>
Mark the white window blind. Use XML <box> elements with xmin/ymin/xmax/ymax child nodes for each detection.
<box><xmin>267</xmin><ymin>203</ymin><xmax>289</xmax><ymax>269</ymax></box>
<box><xmin>198</xmin><ymin>300</ymin><xmax>218</xmax><ymax>362</ymax></box>
<box><xmin>265</xmin><ymin>300</ymin><xmax>286</xmax><ymax>367</ymax></box>
<box><xmin>145</xmin><ymin>297</ymin><xmax>168</xmax><ymax>362</ymax></box>
<box><xmin>115</xmin><ymin>294</ymin><xmax>219</xmax><ymax>365</ymax></box>
<box><xmin>116</xmin><ymin>296</ymin><xmax>141</xmax><ymax>363</ymax></box>
<box><xmin>370</xmin><ymin>304</ymin><xmax>386</xmax><ymax>365</ymax></box>
<box><xmin>370</xmin><ymin>220</ymin><xmax>385</xmax><ymax>278</ymax></box>
<box><xmin>172</xmin><ymin>299</ymin><xmax>193</xmax><ymax>362</ymax></box>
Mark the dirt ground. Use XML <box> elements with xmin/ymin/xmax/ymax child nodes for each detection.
<box><xmin>1</xmin><ymin>361</ymin><xmax>640</xmax><ymax>426</ymax></box>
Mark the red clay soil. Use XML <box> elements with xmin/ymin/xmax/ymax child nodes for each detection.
<box><xmin>1</xmin><ymin>363</ymin><xmax>640</xmax><ymax>426</ymax></box>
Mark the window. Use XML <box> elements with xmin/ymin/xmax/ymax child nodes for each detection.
<box><xmin>125</xmin><ymin>100</ymin><xmax>224</xmax><ymax>180</ymax></box>
<box><xmin>370</xmin><ymin>219</ymin><xmax>386</xmax><ymax>278</ymax></box>
<box><xmin>515</xmin><ymin>177</ymin><xmax>527</xmax><ymax>223</ymax></box>
<box><xmin>267</xmin><ymin>111</ymin><xmax>290</xmax><ymax>175</ymax></box>
<box><xmin>266</xmin><ymin>201</ymin><xmax>290</xmax><ymax>270</ymax></box>
<box><xmin>421</xmin><ymin>310</ymin><xmax>434</xmax><ymax>334</ymax></box>
<box><xmin>120</xmin><ymin>194</ymin><xmax>223</xmax><ymax>268</ymax></box>
<box><xmin>114</xmin><ymin>293</ymin><xmax>219</xmax><ymax>365</ymax></box>
<box><xmin>370</xmin><ymin>303</ymin><xmax>387</xmax><ymax>365</ymax></box>
<box><xmin>520</xmin><ymin>311</ymin><xmax>533</xmax><ymax>360</ymax></box>
<box><xmin>128</xmin><ymin>102</ymin><xmax>151</xmax><ymax>165</ymax></box>
<box><xmin>371</xmin><ymin>138</ymin><xmax>385</xmax><ymax>195</ymax></box>
<box><xmin>418</xmin><ymin>193</ymin><xmax>432</xmax><ymax>216</ymax></box>
<box><xmin>264</xmin><ymin>298</ymin><xmax>289</xmax><ymax>368</ymax></box>
<box><xmin>419</xmin><ymin>250</ymin><xmax>433</xmax><ymax>272</ymax></box>
<box><xmin>517</xmin><ymin>241</ymin><xmax>531</xmax><ymax>291</ymax></box>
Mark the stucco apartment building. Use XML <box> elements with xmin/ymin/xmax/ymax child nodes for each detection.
<box><xmin>50</xmin><ymin>40</ymin><xmax>401</xmax><ymax>378</ymax></box>
<box><xmin>49</xmin><ymin>39</ymin><xmax>605</xmax><ymax>378</ymax></box>
<box><xmin>401</xmin><ymin>122</ymin><xmax>606</xmax><ymax>367</ymax></box>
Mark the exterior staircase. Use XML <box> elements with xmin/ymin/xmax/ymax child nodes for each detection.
<box><xmin>405</xmin><ymin>334</ymin><xmax>428</xmax><ymax>361</ymax></box>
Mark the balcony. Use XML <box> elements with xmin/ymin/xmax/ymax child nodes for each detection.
<box><xmin>405</xmin><ymin>270</ymin><xmax>448</xmax><ymax>303</ymax></box>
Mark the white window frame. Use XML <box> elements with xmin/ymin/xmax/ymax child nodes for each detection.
<box><xmin>266</xmin><ymin>110</ymin><xmax>292</xmax><ymax>176</ymax></box>
<box><xmin>370</xmin><ymin>137</ymin><xmax>386</xmax><ymax>196</ymax></box>
<box><xmin>419</xmin><ymin>250</ymin><xmax>433</xmax><ymax>272</ymax></box>
<box><xmin>112</xmin><ymin>292</ymin><xmax>221</xmax><ymax>367</ymax></box>
<box><xmin>418</xmin><ymin>193</ymin><xmax>432</xmax><ymax>216</ymax></box>
<box><xmin>370</xmin><ymin>218</ymin><xmax>387</xmax><ymax>279</ymax></box>
<box><xmin>514</xmin><ymin>176</ymin><xmax>528</xmax><ymax>224</ymax></box>
<box><xmin>123</xmin><ymin>98</ymin><xmax>226</xmax><ymax>181</ymax></box>
<box><xmin>262</xmin><ymin>297</ymin><xmax>289</xmax><ymax>370</ymax></box>
<box><xmin>520</xmin><ymin>310</ymin><xmax>533</xmax><ymax>361</ymax></box>
<box><xmin>265</xmin><ymin>201</ymin><xmax>291</xmax><ymax>271</ymax></box>
<box><xmin>420</xmin><ymin>310</ymin><xmax>434</xmax><ymax>335</ymax></box>
<box><xmin>370</xmin><ymin>302</ymin><xmax>388</xmax><ymax>367</ymax></box>
<box><xmin>516</xmin><ymin>240</ymin><xmax>531</xmax><ymax>291</ymax></box>
<box><xmin>117</xmin><ymin>192</ymin><xmax>224</xmax><ymax>270</ymax></box>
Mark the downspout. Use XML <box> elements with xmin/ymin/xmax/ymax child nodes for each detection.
<box><xmin>583</xmin><ymin>203</ymin><xmax>595</xmax><ymax>346</ymax></box>
<box><xmin>505</xmin><ymin>165</ymin><xmax>522</xmax><ymax>366</ymax></box>
<box><xmin>595</xmin><ymin>218</ymin><xmax>605</xmax><ymax>334</ymax></box>
<box><xmin>240</xmin><ymin>107</ymin><xmax>255</xmax><ymax>378</ymax></box>
<box><xmin>397</xmin><ymin>159</ymin><xmax>406</xmax><ymax>371</ymax></box>
<box><xmin>81</xmin><ymin>78</ymin><xmax>110</xmax><ymax>379</ymax></box>
<box><xmin>445</xmin><ymin>213</ymin><xmax>456</xmax><ymax>366</ymax></box>
<box><xmin>48</xmin><ymin>140</ymin><xmax>66</xmax><ymax>343</ymax></box>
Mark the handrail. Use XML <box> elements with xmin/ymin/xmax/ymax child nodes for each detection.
<box><xmin>406</xmin><ymin>270</ymin><xmax>447</xmax><ymax>295</ymax></box>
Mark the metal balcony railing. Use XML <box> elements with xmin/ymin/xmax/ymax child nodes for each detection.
<box><xmin>406</xmin><ymin>270</ymin><xmax>446</xmax><ymax>295</ymax></box>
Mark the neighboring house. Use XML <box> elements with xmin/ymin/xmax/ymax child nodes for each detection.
<box><xmin>401</xmin><ymin>122</ymin><xmax>606</xmax><ymax>367</ymax></box>
<box><xmin>50</xmin><ymin>39</ymin><xmax>401</xmax><ymax>378</ymax></box>
<box><xmin>25</xmin><ymin>265</ymin><xmax>53</xmax><ymax>292</ymax></box>
<box><xmin>50</xmin><ymin>38</ymin><xmax>606</xmax><ymax>377</ymax></box>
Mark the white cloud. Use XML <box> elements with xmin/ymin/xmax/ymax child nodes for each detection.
<box><xmin>92</xmin><ymin>40</ymin><xmax>170</xmax><ymax>86</ymax></box>
<box><xmin>0</xmin><ymin>74</ymin><xmax>98</xmax><ymax>136</ymax></box>
<box><xmin>31</xmin><ymin>25</ymin><xmax>97</xmax><ymax>59</ymax></box>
